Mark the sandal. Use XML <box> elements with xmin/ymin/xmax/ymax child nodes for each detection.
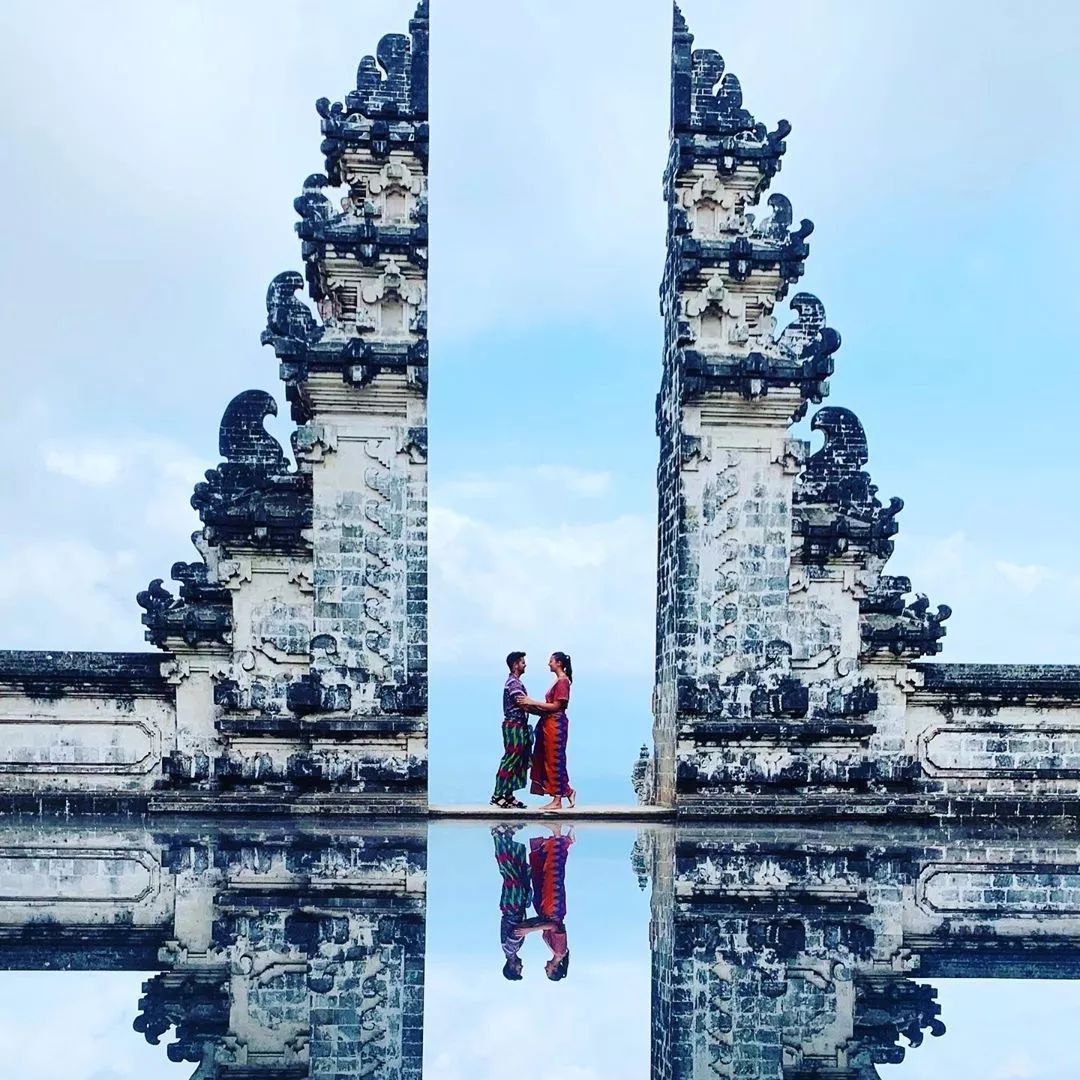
<box><xmin>490</xmin><ymin>795</ymin><xmax>509</xmax><ymax>809</ymax></box>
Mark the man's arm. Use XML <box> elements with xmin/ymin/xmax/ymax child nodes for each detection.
<box><xmin>517</xmin><ymin>695</ymin><xmax>560</xmax><ymax>715</ymax></box>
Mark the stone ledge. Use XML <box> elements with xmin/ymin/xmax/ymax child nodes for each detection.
<box><xmin>217</xmin><ymin>715</ymin><xmax>426</xmax><ymax>736</ymax></box>
<box><xmin>148</xmin><ymin>792</ymin><xmax>429</xmax><ymax>816</ymax></box>
<box><xmin>913</xmin><ymin>663</ymin><xmax>1080</xmax><ymax>702</ymax></box>
<box><xmin>684</xmin><ymin>719</ymin><xmax>876</xmax><ymax>742</ymax></box>
<box><xmin>0</xmin><ymin>650</ymin><xmax>172</xmax><ymax>698</ymax></box>
<box><xmin>428</xmin><ymin>804</ymin><xmax>674</xmax><ymax>822</ymax></box>
<box><xmin>0</xmin><ymin>927</ymin><xmax>168</xmax><ymax>971</ymax></box>
<box><xmin>675</xmin><ymin>793</ymin><xmax>1080</xmax><ymax>821</ymax></box>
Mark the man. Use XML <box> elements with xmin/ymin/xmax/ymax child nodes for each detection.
<box><xmin>491</xmin><ymin>651</ymin><xmax>544</xmax><ymax>809</ymax></box>
<box><xmin>491</xmin><ymin>823</ymin><xmax>530</xmax><ymax>979</ymax></box>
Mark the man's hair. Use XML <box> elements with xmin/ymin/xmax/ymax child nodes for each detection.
<box><xmin>506</xmin><ymin>651</ymin><xmax>526</xmax><ymax>671</ymax></box>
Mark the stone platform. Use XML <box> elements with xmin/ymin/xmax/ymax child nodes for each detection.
<box><xmin>429</xmin><ymin>804</ymin><xmax>675</xmax><ymax>821</ymax></box>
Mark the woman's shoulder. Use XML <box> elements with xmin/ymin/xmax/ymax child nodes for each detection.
<box><xmin>556</xmin><ymin>677</ymin><xmax>571</xmax><ymax>695</ymax></box>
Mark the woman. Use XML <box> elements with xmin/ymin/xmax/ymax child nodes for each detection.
<box><xmin>510</xmin><ymin>824</ymin><xmax>573</xmax><ymax>981</ymax></box>
<box><xmin>529</xmin><ymin>823</ymin><xmax>573</xmax><ymax>980</ymax></box>
<box><xmin>530</xmin><ymin>651</ymin><xmax>576</xmax><ymax>811</ymax></box>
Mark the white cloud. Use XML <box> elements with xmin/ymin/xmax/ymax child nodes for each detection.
<box><xmin>41</xmin><ymin>437</ymin><xmax>207</xmax><ymax>537</ymax></box>
<box><xmin>993</xmin><ymin>1052</ymin><xmax>1040</xmax><ymax>1080</ymax></box>
<box><xmin>889</xmin><ymin>531</ymin><xmax>1080</xmax><ymax>664</ymax></box>
<box><xmin>424</xmin><ymin>958</ymin><xmax>648</xmax><ymax>1080</ymax></box>
<box><xmin>532</xmin><ymin>466</ymin><xmax>612</xmax><ymax>498</ymax></box>
<box><xmin>993</xmin><ymin>560</ymin><xmax>1051</xmax><ymax>596</ymax></box>
<box><xmin>0</xmin><ymin>539</ymin><xmax>141</xmax><ymax>651</ymax></box>
<box><xmin>429</xmin><ymin>504</ymin><xmax>655</xmax><ymax>675</ymax></box>
<box><xmin>44</xmin><ymin>449</ymin><xmax>123</xmax><ymax>487</ymax></box>
<box><xmin>438</xmin><ymin>466</ymin><xmax>613</xmax><ymax>504</ymax></box>
<box><xmin>0</xmin><ymin>973</ymin><xmax>175</xmax><ymax>1079</ymax></box>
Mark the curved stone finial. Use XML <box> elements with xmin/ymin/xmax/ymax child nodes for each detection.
<box><xmin>188</xmin><ymin>387</ymin><xmax>311</xmax><ymax>553</ymax></box>
<box><xmin>860</xmin><ymin>576</ymin><xmax>952</xmax><ymax>658</ymax></box>
<box><xmin>670</xmin><ymin>5</ymin><xmax>790</xmax><ymax>176</ymax></box>
<box><xmin>674</xmin><ymin>2</ymin><xmax>689</xmax><ymax>36</ymax></box>
<box><xmin>218</xmin><ymin>390</ymin><xmax>287</xmax><ymax>471</ymax></box>
<box><xmin>261</xmin><ymin>271</ymin><xmax>323</xmax><ymax>364</ymax></box>
<box><xmin>777</xmin><ymin>293</ymin><xmax>841</xmax><ymax>365</ymax></box>
<box><xmin>331</xmin><ymin>2</ymin><xmax>429</xmax><ymax>123</ymax></box>
<box><xmin>136</xmin><ymin>578</ymin><xmax>174</xmax><ymax>615</ymax></box>
<box><xmin>807</xmin><ymin>407</ymin><xmax>870</xmax><ymax>474</ymax></box>
<box><xmin>294</xmin><ymin>173</ymin><xmax>332</xmax><ymax>222</ymax></box>
<box><xmin>794</xmin><ymin>406</ymin><xmax>904</xmax><ymax>563</ymax></box>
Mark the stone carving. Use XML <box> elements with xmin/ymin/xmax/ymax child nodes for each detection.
<box><xmin>133</xmin><ymin>970</ymin><xmax>230</xmax><ymax>1065</ymax></box>
<box><xmin>263</xmin><ymin>270</ymin><xmax>324</xmax><ymax>361</ymax></box>
<box><xmin>670</xmin><ymin>2</ymin><xmax>790</xmax><ymax>180</ymax></box>
<box><xmin>860</xmin><ymin>576</ymin><xmax>951</xmax><ymax>659</ymax></box>
<box><xmin>632</xmin><ymin>744</ymin><xmax>655</xmax><ymax>806</ymax></box>
<box><xmin>677</xmin><ymin>292</ymin><xmax>838</xmax><ymax>409</ymax></box>
<box><xmin>59</xmin><ymin>4</ymin><xmax>431</xmax><ymax>810</ymax></box>
<box><xmin>793</xmin><ymin>407</ymin><xmax>903</xmax><ymax>564</ymax></box>
<box><xmin>137</xmin><ymin>562</ymin><xmax>232</xmax><ymax>649</ymax></box>
<box><xmin>190</xmin><ymin>390</ymin><xmax>312</xmax><ymax>552</ymax></box>
<box><xmin>317</xmin><ymin>1</ymin><xmax>430</xmax><ymax>172</ymax></box>
<box><xmin>266</xmin><ymin>21</ymin><xmax>432</xmax><ymax>416</ymax></box>
<box><xmin>356</xmin><ymin>260</ymin><xmax>425</xmax><ymax>336</ymax></box>
<box><xmin>0</xmin><ymin>822</ymin><xmax>427</xmax><ymax>1077</ymax></box>
<box><xmin>640</xmin><ymin>826</ymin><xmax>1080</xmax><ymax>1078</ymax></box>
<box><xmin>651</xmin><ymin>4</ymin><xmax>975</xmax><ymax>814</ymax></box>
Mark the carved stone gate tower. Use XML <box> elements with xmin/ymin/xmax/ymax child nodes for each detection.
<box><xmin>650</xmin><ymin>4</ymin><xmax>1080</xmax><ymax>818</ymax></box>
<box><xmin>0</xmin><ymin>4</ymin><xmax>430</xmax><ymax>812</ymax></box>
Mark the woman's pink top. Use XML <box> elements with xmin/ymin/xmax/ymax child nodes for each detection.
<box><xmin>545</xmin><ymin>678</ymin><xmax>571</xmax><ymax>714</ymax></box>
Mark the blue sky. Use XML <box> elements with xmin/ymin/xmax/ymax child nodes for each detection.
<box><xmin>1</xmin><ymin>0</ymin><xmax>1079</xmax><ymax>804</ymax></box>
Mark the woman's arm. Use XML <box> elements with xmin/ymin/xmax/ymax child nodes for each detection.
<box><xmin>513</xmin><ymin>918</ymin><xmax>559</xmax><ymax>938</ymax></box>
<box><xmin>519</xmin><ymin>696</ymin><xmax>561</xmax><ymax>714</ymax></box>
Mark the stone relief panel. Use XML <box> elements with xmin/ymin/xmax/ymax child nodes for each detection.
<box><xmin>0</xmin><ymin>693</ymin><xmax>174</xmax><ymax>792</ymax></box>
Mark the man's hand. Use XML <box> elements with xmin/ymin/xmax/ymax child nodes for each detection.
<box><xmin>518</xmin><ymin>695</ymin><xmax>558</xmax><ymax>715</ymax></box>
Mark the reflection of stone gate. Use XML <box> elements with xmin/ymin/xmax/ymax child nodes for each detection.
<box><xmin>0</xmin><ymin>820</ymin><xmax>426</xmax><ymax>1077</ymax></box>
<box><xmin>641</xmin><ymin>825</ymin><xmax>1080</xmax><ymax>1078</ymax></box>
<box><xmin>0</xmin><ymin>5</ymin><xmax>431</xmax><ymax>813</ymax></box>
<box><xmin>647</xmin><ymin>4</ymin><xmax>1080</xmax><ymax>817</ymax></box>
<box><xmin>2</xmin><ymin>819</ymin><xmax>1078</xmax><ymax>1076</ymax></box>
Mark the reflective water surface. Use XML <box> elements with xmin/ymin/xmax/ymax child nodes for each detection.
<box><xmin>1</xmin><ymin>819</ymin><xmax>1079</xmax><ymax>1078</ymax></box>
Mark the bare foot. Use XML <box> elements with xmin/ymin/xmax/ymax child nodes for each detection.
<box><xmin>566</xmin><ymin>788</ymin><xmax>576</xmax><ymax>809</ymax></box>
<box><xmin>539</xmin><ymin>799</ymin><xmax>563</xmax><ymax>811</ymax></box>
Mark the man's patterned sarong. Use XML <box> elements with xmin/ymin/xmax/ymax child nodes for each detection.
<box><xmin>493</xmin><ymin>720</ymin><xmax>532</xmax><ymax>799</ymax></box>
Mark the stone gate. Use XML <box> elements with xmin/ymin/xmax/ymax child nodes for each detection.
<box><xmin>0</xmin><ymin>5</ymin><xmax>431</xmax><ymax>814</ymax></box>
<box><xmin>1</xmin><ymin>3</ymin><xmax>1078</xmax><ymax>817</ymax></box>
<box><xmin>646</xmin><ymin>4</ymin><xmax>1080</xmax><ymax>818</ymax></box>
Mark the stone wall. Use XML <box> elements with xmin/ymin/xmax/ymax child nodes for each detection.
<box><xmin>0</xmin><ymin>652</ymin><xmax>175</xmax><ymax>805</ymax></box>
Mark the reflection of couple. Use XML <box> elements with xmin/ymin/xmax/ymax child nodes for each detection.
<box><xmin>491</xmin><ymin>651</ymin><xmax>576</xmax><ymax>811</ymax></box>
<box><xmin>493</xmin><ymin>823</ymin><xmax>573</xmax><ymax>982</ymax></box>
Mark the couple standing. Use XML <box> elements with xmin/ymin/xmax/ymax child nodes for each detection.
<box><xmin>493</xmin><ymin>822</ymin><xmax>573</xmax><ymax>982</ymax></box>
<box><xmin>490</xmin><ymin>650</ymin><xmax>576</xmax><ymax>811</ymax></box>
